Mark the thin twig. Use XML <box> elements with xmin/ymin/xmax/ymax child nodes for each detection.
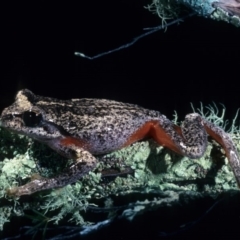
<box><xmin>74</xmin><ymin>12</ymin><xmax>196</xmax><ymax>60</ymax></box>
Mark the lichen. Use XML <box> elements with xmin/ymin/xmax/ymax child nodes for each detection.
<box><xmin>147</xmin><ymin>0</ymin><xmax>240</xmax><ymax>27</ymax></box>
<box><xmin>0</xmin><ymin>104</ymin><xmax>240</xmax><ymax>236</ymax></box>
<box><xmin>211</xmin><ymin>7</ymin><xmax>240</xmax><ymax>27</ymax></box>
<box><xmin>145</xmin><ymin>0</ymin><xmax>181</xmax><ymax>26</ymax></box>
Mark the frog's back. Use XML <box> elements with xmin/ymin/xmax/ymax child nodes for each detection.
<box><xmin>36</xmin><ymin>97</ymin><xmax>163</xmax><ymax>127</ymax></box>
<box><xmin>69</xmin><ymin>98</ymin><xmax>164</xmax><ymax>153</ymax></box>
<box><xmin>37</xmin><ymin>97</ymin><xmax>164</xmax><ymax>154</ymax></box>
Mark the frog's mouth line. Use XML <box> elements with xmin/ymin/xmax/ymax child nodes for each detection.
<box><xmin>0</xmin><ymin>115</ymin><xmax>22</xmax><ymax>129</ymax></box>
<box><xmin>0</xmin><ymin>115</ymin><xmax>61</xmax><ymax>142</ymax></box>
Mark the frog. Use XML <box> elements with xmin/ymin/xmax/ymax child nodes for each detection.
<box><xmin>0</xmin><ymin>89</ymin><xmax>240</xmax><ymax>196</ymax></box>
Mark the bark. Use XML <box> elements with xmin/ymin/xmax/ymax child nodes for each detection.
<box><xmin>212</xmin><ymin>0</ymin><xmax>240</xmax><ymax>16</ymax></box>
<box><xmin>150</xmin><ymin>0</ymin><xmax>240</xmax><ymax>27</ymax></box>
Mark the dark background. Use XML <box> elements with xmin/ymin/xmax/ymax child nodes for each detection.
<box><xmin>1</xmin><ymin>1</ymin><xmax>240</xmax><ymax>239</ymax></box>
<box><xmin>1</xmin><ymin>1</ymin><xmax>240</xmax><ymax>123</ymax></box>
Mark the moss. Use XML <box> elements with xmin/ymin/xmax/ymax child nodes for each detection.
<box><xmin>0</xmin><ymin>104</ymin><xmax>240</xmax><ymax>235</ymax></box>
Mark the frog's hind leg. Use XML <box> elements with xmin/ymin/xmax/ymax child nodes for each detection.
<box><xmin>201</xmin><ymin>118</ymin><xmax>240</xmax><ymax>187</ymax></box>
<box><xmin>122</xmin><ymin>120</ymin><xmax>184</xmax><ymax>155</ymax></box>
<box><xmin>149</xmin><ymin>114</ymin><xmax>209</xmax><ymax>159</ymax></box>
<box><xmin>152</xmin><ymin>113</ymin><xmax>240</xmax><ymax>187</ymax></box>
<box><xmin>123</xmin><ymin>115</ymin><xmax>208</xmax><ymax>158</ymax></box>
<box><xmin>148</xmin><ymin>121</ymin><xmax>184</xmax><ymax>156</ymax></box>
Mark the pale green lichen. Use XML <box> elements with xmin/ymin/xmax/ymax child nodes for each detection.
<box><xmin>0</xmin><ymin>104</ymin><xmax>240</xmax><ymax>234</ymax></box>
<box><xmin>148</xmin><ymin>0</ymin><xmax>240</xmax><ymax>28</ymax></box>
<box><xmin>211</xmin><ymin>7</ymin><xmax>240</xmax><ymax>27</ymax></box>
<box><xmin>145</xmin><ymin>0</ymin><xmax>181</xmax><ymax>26</ymax></box>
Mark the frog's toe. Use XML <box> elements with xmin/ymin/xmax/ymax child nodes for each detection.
<box><xmin>30</xmin><ymin>173</ymin><xmax>45</xmax><ymax>181</ymax></box>
<box><xmin>6</xmin><ymin>186</ymin><xmax>23</xmax><ymax>197</ymax></box>
<box><xmin>6</xmin><ymin>180</ymin><xmax>43</xmax><ymax>197</ymax></box>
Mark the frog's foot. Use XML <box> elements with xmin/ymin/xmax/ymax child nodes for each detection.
<box><xmin>30</xmin><ymin>173</ymin><xmax>44</xmax><ymax>181</ymax></box>
<box><xmin>6</xmin><ymin>179</ymin><xmax>48</xmax><ymax>197</ymax></box>
<box><xmin>7</xmin><ymin>186</ymin><xmax>24</xmax><ymax>197</ymax></box>
<box><xmin>7</xmin><ymin>148</ymin><xmax>97</xmax><ymax>197</ymax></box>
<box><xmin>7</xmin><ymin>173</ymin><xmax>46</xmax><ymax>196</ymax></box>
<box><xmin>7</xmin><ymin>177</ymin><xmax>73</xmax><ymax>197</ymax></box>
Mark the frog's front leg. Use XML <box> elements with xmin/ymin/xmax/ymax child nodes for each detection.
<box><xmin>7</xmin><ymin>141</ymin><xmax>97</xmax><ymax>197</ymax></box>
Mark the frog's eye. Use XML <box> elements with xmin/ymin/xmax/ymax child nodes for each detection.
<box><xmin>22</xmin><ymin>111</ymin><xmax>42</xmax><ymax>127</ymax></box>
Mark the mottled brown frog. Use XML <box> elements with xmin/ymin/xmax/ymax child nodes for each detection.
<box><xmin>1</xmin><ymin>89</ymin><xmax>240</xmax><ymax>196</ymax></box>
